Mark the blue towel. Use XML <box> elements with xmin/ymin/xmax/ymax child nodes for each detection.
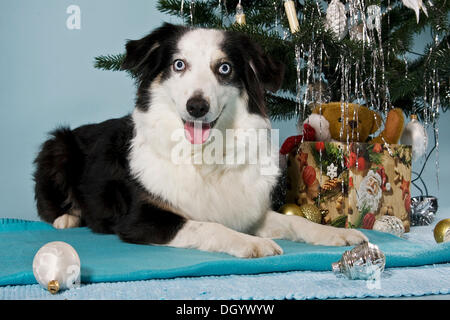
<box><xmin>1</xmin><ymin>218</ymin><xmax>450</xmax><ymax>286</ymax></box>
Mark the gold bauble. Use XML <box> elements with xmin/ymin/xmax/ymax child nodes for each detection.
<box><xmin>434</xmin><ymin>218</ymin><xmax>450</xmax><ymax>243</ymax></box>
<box><xmin>47</xmin><ymin>280</ymin><xmax>60</xmax><ymax>294</ymax></box>
<box><xmin>279</xmin><ymin>203</ymin><xmax>305</xmax><ymax>217</ymax></box>
<box><xmin>299</xmin><ymin>204</ymin><xmax>323</xmax><ymax>224</ymax></box>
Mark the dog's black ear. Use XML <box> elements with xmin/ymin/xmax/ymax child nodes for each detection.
<box><xmin>234</xmin><ymin>34</ymin><xmax>284</xmax><ymax>116</ymax></box>
<box><xmin>244</xmin><ymin>37</ymin><xmax>285</xmax><ymax>93</ymax></box>
<box><xmin>121</xmin><ymin>23</ymin><xmax>187</xmax><ymax>77</ymax></box>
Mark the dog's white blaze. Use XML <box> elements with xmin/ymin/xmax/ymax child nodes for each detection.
<box><xmin>163</xmin><ymin>28</ymin><xmax>235</xmax><ymax>123</ymax></box>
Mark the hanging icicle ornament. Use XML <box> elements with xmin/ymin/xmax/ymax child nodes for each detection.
<box><xmin>284</xmin><ymin>0</ymin><xmax>299</xmax><ymax>33</ymax></box>
<box><xmin>325</xmin><ymin>0</ymin><xmax>347</xmax><ymax>41</ymax></box>
<box><xmin>235</xmin><ymin>1</ymin><xmax>246</xmax><ymax>26</ymax></box>
<box><xmin>180</xmin><ymin>0</ymin><xmax>185</xmax><ymax>17</ymax></box>
<box><xmin>189</xmin><ymin>0</ymin><xmax>195</xmax><ymax>25</ymax></box>
<box><xmin>366</xmin><ymin>5</ymin><xmax>382</xmax><ymax>34</ymax></box>
<box><xmin>400</xmin><ymin>114</ymin><xmax>428</xmax><ymax>161</ymax></box>
<box><xmin>332</xmin><ymin>242</ymin><xmax>386</xmax><ymax>280</ymax></box>
<box><xmin>402</xmin><ymin>0</ymin><xmax>428</xmax><ymax>23</ymax></box>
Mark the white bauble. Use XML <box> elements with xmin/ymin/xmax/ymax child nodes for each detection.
<box><xmin>400</xmin><ymin>116</ymin><xmax>428</xmax><ymax>161</ymax></box>
<box><xmin>325</xmin><ymin>0</ymin><xmax>347</xmax><ymax>41</ymax></box>
<box><xmin>32</xmin><ymin>241</ymin><xmax>81</xmax><ymax>293</ymax></box>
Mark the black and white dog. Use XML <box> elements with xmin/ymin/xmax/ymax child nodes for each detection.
<box><xmin>34</xmin><ymin>23</ymin><xmax>367</xmax><ymax>258</ymax></box>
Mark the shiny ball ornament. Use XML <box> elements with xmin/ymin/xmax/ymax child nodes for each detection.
<box><xmin>332</xmin><ymin>242</ymin><xmax>386</xmax><ymax>280</ymax></box>
<box><xmin>32</xmin><ymin>241</ymin><xmax>81</xmax><ymax>294</ymax></box>
<box><xmin>400</xmin><ymin>114</ymin><xmax>428</xmax><ymax>161</ymax></box>
<box><xmin>325</xmin><ymin>0</ymin><xmax>347</xmax><ymax>41</ymax></box>
<box><xmin>279</xmin><ymin>203</ymin><xmax>305</xmax><ymax>217</ymax></box>
<box><xmin>434</xmin><ymin>219</ymin><xmax>450</xmax><ymax>243</ymax></box>
<box><xmin>373</xmin><ymin>215</ymin><xmax>405</xmax><ymax>238</ymax></box>
<box><xmin>299</xmin><ymin>203</ymin><xmax>322</xmax><ymax>224</ymax></box>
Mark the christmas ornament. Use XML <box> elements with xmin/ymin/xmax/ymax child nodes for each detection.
<box><xmin>321</xmin><ymin>177</ymin><xmax>342</xmax><ymax>191</ymax></box>
<box><xmin>332</xmin><ymin>242</ymin><xmax>386</xmax><ymax>280</ymax></box>
<box><xmin>279</xmin><ymin>203</ymin><xmax>304</xmax><ymax>217</ymax></box>
<box><xmin>315</xmin><ymin>142</ymin><xmax>325</xmax><ymax>152</ymax></box>
<box><xmin>410</xmin><ymin>195</ymin><xmax>438</xmax><ymax>226</ymax></box>
<box><xmin>434</xmin><ymin>219</ymin><xmax>450</xmax><ymax>243</ymax></box>
<box><xmin>325</xmin><ymin>0</ymin><xmax>347</xmax><ymax>41</ymax></box>
<box><xmin>400</xmin><ymin>114</ymin><xmax>428</xmax><ymax>161</ymax></box>
<box><xmin>302</xmin><ymin>165</ymin><xmax>316</xmax><ymax>186</ymax></box>
<box><xmin>235</xmin><ymin>1</ymin><xmax>246</xmax><ymax>26</ymax></box>
<box><xmin>326</xmin><ymin>163</ymin><xmax>338</xmax><ymax>179</ymax></box>
<box><xmin>402</xmin><ymin>0</ymin><xmax>428</xmax><ymax>23</ymax></box>
<box><xmin>299</xmin><ymin>203</ymin><xmax>322</xmax><ymax>224</ymax></box>
<box><xmin>32</xmin><ymin>241</ymin><xmax>81</xmax><ymax>294</ymax></box>
<box><xmin>284</xmin><ymin>0</ymin><xmax>299</xmax><ymax>33</ymax></box>
<box><xmin>362</xmin><ymin>213</ymin><xmax>376</xmax><ymax>229</ymax></box>
<box><xmin>373</xmin><ymin>215</ymin><xmax>405</xmax><ymax>237</ymax></box>
<box><xmin>366</xmin><ymin>5</ymin><xmax>381</xmax><ymax>33</ymax></box>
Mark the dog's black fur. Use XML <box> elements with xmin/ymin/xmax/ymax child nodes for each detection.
<box><xmin>33</xmin><ymin>23</ymin><xmax>284</xmax><ymax>245</ymax></box>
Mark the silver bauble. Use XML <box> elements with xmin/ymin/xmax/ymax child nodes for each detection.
<box><xmin>332</xmin><ymin>242</ymin><xmax>385</xmax><ymax>280</ymax></box>
<box><xmin>373</xmin><ymin>215</ymin><xmax>405</xmax><ymax>238</ymax></box>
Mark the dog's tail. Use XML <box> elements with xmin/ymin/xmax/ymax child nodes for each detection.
<box><xmin>33</xmin><ymin>127</ymin><xmax>84</xmax><ymax>223</ymax></box>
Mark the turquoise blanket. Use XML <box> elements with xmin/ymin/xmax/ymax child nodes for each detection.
<box><xmin>1</xmin><ymin>218</ymin><xmax>450</xmax><ymax>286</ymax></box>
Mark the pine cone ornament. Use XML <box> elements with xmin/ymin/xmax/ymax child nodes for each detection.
<box><xmin>322</xmin><ymin>177</ymin><xmax>342</xmax><ymax>191</ymax></box>
<box><xmin>325</xmin><ymin>0</ymin><xmax>347</xmax><ymax>41</ymax></box>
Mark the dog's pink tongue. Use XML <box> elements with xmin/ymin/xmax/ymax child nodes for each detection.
<box><xmin>184</xmin><ymin>121</ymin><xmax>211</xmax><ymax>144</ymax></box>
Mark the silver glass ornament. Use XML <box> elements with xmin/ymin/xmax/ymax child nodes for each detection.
<box><xmin>373</xmin><ymin>216</ymin><xmax>405</xmax><ymax>238</ymax></box>
<box><xmin>332</xmin><ymin>242</ymin><xmax>385</xmax><ymax>280</ymax></box>
<box><xmin>410</xmin><ymin>195</ymin><xmax>438</xmax><ymax>226</ymax></box>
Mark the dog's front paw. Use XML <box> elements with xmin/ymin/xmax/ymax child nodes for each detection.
<box><xmin>53</xmin><ymin>214</ymin><xmax>80</xmax><ymax>229</ymax></box>
<box><xmin>311</xmin><ymin>227</ymin><xmax>368</xmax><ymax>246</ymax></box>
<box><xmin>231</xmin><ymin>235</ymin><xmax>284</xmax><ymax>258</ymax></box>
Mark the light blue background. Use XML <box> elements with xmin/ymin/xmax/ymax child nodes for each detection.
<box><xmin>0</xmin><ymin>0</ymin><xmax>448</xmax><ymax>220</ymax></box>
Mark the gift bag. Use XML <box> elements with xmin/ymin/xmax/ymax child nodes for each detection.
<box><xmin>286</xmin><ymin>142</ymin><xmax>412</xmax><ymax>232</ymax></box>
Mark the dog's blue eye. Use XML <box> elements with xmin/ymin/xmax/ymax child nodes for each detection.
<box><xmin>173</xmin><ymin>59</ymin><xmax>186</xmax><ymax>72</ymax></box>
<box><xmin>218</xmin><ymin>63</ymin><xmax>231</xmax><ymax>75</ymax></box>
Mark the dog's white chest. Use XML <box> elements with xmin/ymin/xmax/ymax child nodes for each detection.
<box><xmin>130</xmin><ymin>147</ymin><xmax>276</xmax><ymax>232</ymax></box>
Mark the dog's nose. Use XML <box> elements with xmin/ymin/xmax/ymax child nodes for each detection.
<box><xmin>186</xmin><ymin>96</ymin><xmax>209</xmax><ymax>118</ymax></box>
<box><xmin>348</xmin><ymin>120</ymin><xmax>358</xmax><ymax>129</ymax></box>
